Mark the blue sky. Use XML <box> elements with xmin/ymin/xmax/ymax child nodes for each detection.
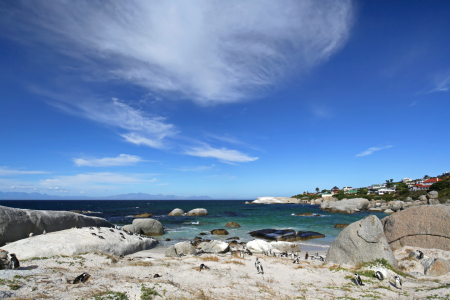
<box><xmin>0</xmin><ymin>0</ymin><xmax>449</xmax><ymax>199</ymax></box>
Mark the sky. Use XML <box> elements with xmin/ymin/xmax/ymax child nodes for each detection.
<box><xmin>0</xmin><ymin>0</ymin><xmax>449</xmax><ymax>199</ymax></box>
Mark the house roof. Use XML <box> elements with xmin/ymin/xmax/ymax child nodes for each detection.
<box><xmin>413</xmin><ymin>184</ymin><xmax>429</xmax><ymax>188</ymax></box>
<box><xmin>332</xmin><ymin>186</ymin><xmax>339</xmax><ymax>190</ymax></box>
<box><xmin>423</xmin><ymin>178</ymin><xmax>442</xmax><ymax>183</ymax></box>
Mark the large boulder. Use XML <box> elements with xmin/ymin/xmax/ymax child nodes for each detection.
<box><xmin>2</xmin><ymin>227</ymin><xmax>158</xmax><ymax>259</ymax></box>
<box><xmin>164</xmin><ymin>245</ymin><xmax>177</xmax><ymax>257</ymax></box>
<box><xmin>326</xmin><ymin>215</ymin><xmax>397</xmax><ymax>267</ymax></box>
<box><xmin>185</xmin><ymin>208</ymin><xmax>208</xmax><ymax>216</ymax></box>
<box><xmin>123</xmin><ymin>218</ymin><xmax>164</xmax><ymax>236</ymax></box>
<box><xmin>320</xmin><ymin>198</ymin><xmax>370</xmax><ymax>214</ymax></box>
<box><xmin>211</xmin><ymin>229</ymin><xmax>229</xmax><ymax>235</ymax></box>
<box><xmin>174</xmin><ymin>241</ymin><xmax>196</xmax><ymax>255</ymax></box>
<box><xmin>388</xmin><ymin>200</ymin><xmax>404</xmax><ymax>212</ymax></box>
<box><xmin>246</xmin><ymin>239</ymin><xmax>271</xmax><ymax>253</ymax></box>
<box><xmin>0</xmin><ymin>249</ymin><xmax>10</xmax><ymax>270</ymax></box>
<box><xmin>422</xmin><ymin>258</ymin><xmax>450</xmax><ymax>277</ymax></box>
<box><xmin>168</xmin><ymin>208</ymin><xmax>184</xmax><ymax>216</ymax></box>
<box><xmin>249</xmin><ymin>229</ymin><xmax>324</xmax><ymax>242</ymax></box>
<box><xmin>381</xmin><ymin>205</ymin><xmax>450</xmax><ymax>251</ymax></box>
<box><xmin>0</xmin><ymin>205</ymin><xmax>113</xmax><ymax>246</ymax></box>
<box><xmin>427</xmin><ymin>191</ymin><xmax>439</xmax><ymax>199</ymax></box>
<box><xmin>201</xmin><ymin>240</ymin><xmax>230</xmax><ymax>253</ymax></box>
<box><xmin>270</xmin><ymin>241</ymin><xmax>301</xmax><ymax>252</ymax></box>
<box><xmin>248</xmin><ymin>197</ymin><xmax>300</xmax><ymax>204</ymax></box>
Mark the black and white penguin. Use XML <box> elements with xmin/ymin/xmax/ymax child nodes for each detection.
<box><xmin>354</xmin><ymin>273</ymin><xmax>364</xmax><ymax>286</ymax></box>
<box><xmin>43</xmin><ymin>230</ymin><xmax>46</xmax><ymax>235</ymax></box>
<box><xmin>315</xmin><ymin>252</ymin><xmax>319</xmax><ymax>257</ymax></box>
<box><xmin>417</xmin><ymin>250</ymin><xmax>424</xmax><ymax>260</ymax></box>
<box><xmin>72</xmin><ymin>272</ymin><xmax>91</xmax><ymax>284</ymax></box>
<box><xmin>109</xmin><ymin>229</ymin><xmax>114</xmax><ymax>233</ymax></box>
<box><xmin>199</xmin><ymin>263</ymin><xmax>209</xmax><ymax>271</ymax></box>
<box><xmin>255</xmin><ymin>257</ymin><xmax>264</xmax><ymax>274</ymax></box>
<box><xmin>305</xmin><ymin>252</ymin><xmax>309</xmax><ymax>260</ymax></box>
<box><xmin>375</xmin><ymin>271</ymin><xmax>384</xmax><ymax>281</ymax></box>
<box><xmin>394</xmin><ymin>275</ymin><xmax>402</xmax><ymax>289</ymax></box>
<box><xmin>98</xmin><ymin>235</ymin><xmax>105</xmax><ymax>239</ymax></box>
<box><xmin>293</xmin><ymin>257</ymin><xmax>300</xmax><ymax>264</ymax></box>
<box><xmin>9</xmin><ymin>254</ymin><xmax>20</xmax><ymax>269</ymax></box>
<box><xmin>319</xmin><ymin>256</ymin><xmax>325</xmax><ymax>262</ymax></box>
<box><xmin>91</xmin><ymin>233</ymin><xmax>97</xmax><ymax>236</ymax></box>
<box><xmin>153</xmin><ymin>274</ymin><xmax>162</xmax><ymax>278</ymax></box>
<box><xmin>29</xmin><ymin>233</ymin><xmax>34</xmax><ymax>237</ymax></box>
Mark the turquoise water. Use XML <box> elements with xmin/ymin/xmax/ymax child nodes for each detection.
<box><xmin>0</xmin><ymin>200</ymin><xmax>387</xmax><ymax>249</ymax></box>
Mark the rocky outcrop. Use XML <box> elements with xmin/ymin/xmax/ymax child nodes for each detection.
<box><xmin>381</xmin><ymin>205</ymin><xmax>450</xmax><ymax>251</ymax></box>
<box><xmin>427</xmin><ymin>191</ymin><xmax>439</xmax><ymax>199</ymax></box>
<box><xmin>174</xmin><ymin>241</ymin><xmax>196</xmax><ymax>255</ymax></box>
<box><xmin>211</xmin><ymin>229</ymin><xmax>229</xmax><ymax>235</ymax></box>
<box><xmin>270</xmin><ymin>241</ymin><xmax>301</xmax><ymax>252</ymax></box>
<box><xmin>2</xmin><ymin>227</ymin><xmax>158</xmax><ymax>259</ymax></box>
<box><xmin>164</xmin><ymin>246</ymin><xmax>178</xmax><ymax>257</ymax></box>
<box><xmin>0</xmin><ymin>205</ymin><xmax>113</xmax><ymax>246</ymax></box>
<box><xmin>249</xmin><ymin>229</ymin><xmax>324</xmax><ymax>242</ymax></box>
<box><xmin>247</xmin><ymin>197</ymin><xmax>301</xmax><ymax>204</ymax></box>
<box><xmin>326</xmin><ymin>215</ymin><xmax>397</xmax><ymax>267</ymax></box>
<box><xmin>225</xmin><ymin>222</ymin><xmax>240</xmax><ymax>228</ymax></box>
<box><xmin>246</xmin><ymin>239</ymin><xmax>272</xmax><ymax>253</ymax></box>
<box><xmin>185</xmin><ymin>208</ymin><xmax>208</xmax><ymax>216</ymax></box>
<box><xmin>422</xmin><ymin>258</ymin><xmax>450</xmax><ymax>276</ymax></box>
<box><xmin>0</xmin><ymin>249</ymin><xmax>10</xmax><ymax>269</ymax></box>
<box><xmin>168</xmin><ymin>208</ymin><xmax>184</xmax><ymax>216</ymax></box>
<box><xmin>200</xmin><ymin>240</ymin><xmax>230</xmax><ymax>253</ymax></box>
<box><xmin>122</xmin><ymin>218</ymin><xmax>164</xmax><ymax>236</ymax></box>
<box><xmin>320</xmin><ymin>198</ymin><xmax>369</xmax><ymax>214</ymax></box>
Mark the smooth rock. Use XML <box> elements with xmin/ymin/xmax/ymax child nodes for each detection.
<box><xmin>388</xmin><ymin>200</ymin><xmax>404</xmax><ymax>212</ymax></box>
<box><xmin>368</xmin><ymin>207</ymin><xmax>383</xmax><ymax>212</ymax></box>
<box><xmin>405</xmin><ymin>197</ymin><xmax>413</xmax><ymax>202</ymax></box>
<box><xmin>419</xmin><ymin>195</ymin><xmax>428</xmax><ymax>202</ymax></box>
<box><xmin>246</xmin><ymin>239</ymin><xmax>272</xmax><ymax>253</ymax></box>
<box><xmin>381</xmin><ymin>205</ymin><xmax>450</xmax><ymax>251</ymax></box>
<box><xmin>269</xmin><ymin>241</ymin><xmax>301</xmax><ymax>252</ymax></box>
<box><xmin>168</xmin><ymin>208</ymin><xmax>184</xmax><ymax>216</ymax></box>
<box><xmin>164</xmin><ymin>246</ymin><xmax>177</xmax><ymax>257</ymax></box>
<box><xmin>429</xmin><ymin>199</ymin><xmax>440</xmax><ymax>205</ymax></box>
<box><xmin>326</xmin><ymin>215</ymin><xmax>397</xmax><ymax>267</ymax></box>
<box><xmin>125</xmin><ymin>218</ymin><xmax>164</xmax><ymax>236</ymax></box>
<box><xmin>225</xmin><ymin>222</ymin><xmax>241</xmax><ymax>228</ymax></box>
<box><xmin>422</xmin><ymin>258</ymin><xmax>450</xmax><ymax>276</ymax></box>
<box><xmin>174</xmin><ymin>241</ymin><xmax>196</xmax><ymax>255</ymax></box>
<box><xmin>211</xmin><ymin>229</ymin><xmax>229</xmax><ymax>235</ymax></box>
<box><xmin>384</xmin><ymin>209</ymin><xmax>394</xmax><ymax>214</ymax></box>
<box><xmin>334</xmin><ymin>224</ymin><xmax>349</xmax><ymax>228</ymax></box>
<box><xmin>133</xmin><ymin>213</ymin><xmax>152</xmax><ymax>218</ymax></box>
<box><xmin>249</xmin><ymin>229</ymin><xmax>324</xmax><ymax>242</ymax></box>
<box><xmin>122</xmin><ymin>224</ymin><xmax>136</xmax><ymax>233</ymax></box>
<box><xmin>0</xmin><ymin>249</ymin><xmax>9</xmax><ymax>270</ymax></box>
<box><xmin>320</xmin><ymin>198</ymin><xmax>370</xmax><ymax>214</ymax></box>
<box><xmin>0</xmin><ymin>205</ymin><xmax>113</xmax><ymax>246</ymax></box>
<box><xmin>2</xmin><ymin>227</ymin><xmax>158</xmax><ymax>259</ymax></box>
<box><xmin>427</xmin><ymin>191</ymin><xmax>439</xmax><ymax>199</ymax></box>
<box><xmin>248</xmin><ymin>197</ymin><xmax>301</xmax><ymax>204</ymax></box>
<box><xmin>201</xmin><ymin>240</ymin><xmax>230</xmax><ymax>253</ymax></box>
<box><xmin>185</xmin><ymin>208</ymin><xmax>208</xmax><ymax>216</ymax></box>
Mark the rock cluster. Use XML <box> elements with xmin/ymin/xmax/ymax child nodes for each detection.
<box><xmin>0</xmin><ymin>249</ymin><xmax>10</xmax><ymax>269</ymax></box>
<box><xmin>320</xmin><ymin>198</ymin><xmax>369</xmax><ymax>214</ymax></box>
<box><xmin>0</xmin><ymin>205</ymin><xmax>113</xmax><ymax>246</ymax></box>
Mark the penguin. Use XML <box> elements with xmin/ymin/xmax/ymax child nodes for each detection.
<box><xmin>255</xmin><ymin>257</ymin><xmax>264</xmax><ymax>274</ymax></box>
<box><xmin>89</xmin><ymin>227</ymin><xmax>94</xmax><ymax>230</ymax></box>
<box><xmin>29</xmin><ymin>233</ymin><xmax>34</xmax><ymax>237</ymax></box>
<box><xmin>139</xmin><ymin>237</ymin><xmax>143</xmax><ymax>241</ymax></box>
<box><xmin>293</xmin><ymin>257</ymin><xmax>300</xmax><ymax>264</ymax></box>
<box><xmin>121</xmin><ymin>235</ymin><xmax>126</xmax><ymax>240</ymax></box>
<box><xmin>109</xmin><ymin>229</ymin><xmax>115</xmax><ymax>233</ymax></box>
<box><xmin>354</xmin><ymin>273</ymin><xmax>364</xmax><ymax>286</ymax></box>
<box><xmin>71</xmin><ymin>272</ymin><xmax>91</xmax><ymax>284</ymax></box>
<box><xmin>43</xmin><ymin>230</ymin><xmax>46</xmax><ymax>235</ymax></box>
<box><xmin>153</xmin><ymin>274</ymin><xmax>162</xmax><ymax>278</ymax></box>
<box><xmin>91</xmin><ymin>233</ymin><xmax>97</xmax><ymax>236</ymax></box>
<box><xmin>417</xmin><ymin>250</ymin><xmax>424</xmax><ymax>260</ymax></box>
<box><xmin>315</xmin><ymin>252</ymin><xmax>319</xmax><ymax>257</ymax></box>
<box><xmin>9</xmin><ymin>254</ymin><xmax>20</xmax><ymax>269</ymax></box>
<box><xmin>98</xmin><ymin>235</ymin><xmax>105</xmax><ymax>239</ymax></box>
<box><xmin>199</xmin><ymin>263</ymin><xmax>209</xmax><ymax>271</ymax></box>
<box><xmin>375</xmin><ymin>271</ymin><xmax>384</xmax><ymax>281</ymax></box>
<box><xmin>305</xmin><ymin>252</ymin><xmax>309</xmax><ymax>260</ymax></box>
<box><xmin>319</xmin><ymin>256</ymin><xmax>325</xmax><ymax>262</ymax></box>
<box><xmin>394</xmin><ymin>275</ymin><xmax>402</xmax><ymax>289</ymax></box>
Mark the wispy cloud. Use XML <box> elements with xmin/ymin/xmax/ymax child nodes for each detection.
<box><xmin>73</xmin><ymin>154</ymin><xmax>143</xmax><ymax>167</ymax></box>
<box><xmin>356</xmin><ymin>145</ymin><xmax>393</xmax><ymax>157</ymax></box>
<box><xmin>40</xmin><ymin>172</ymin><xmax>157</xmax><ymax>187</ymax></box>
<box><xmin>185</xmin><ymin>145</ymin><xmax>258</xmax><ymax>164</ymax></box>
<box><xmin>173</xmin><ymin>164</ymin><xmax>216</xmax><ymax>172</ymax></box>
<box><xmin>430</xmin><ymin>74</ymin><xmax>450</xmax><ymax>93</ymax></box>
<box><xmin>3</xmin><ymin>0</ymin><xmax>353</xmax><ymax>104</ymax></box>
<box><xmin>0</xmin><ymin>167</ymin><xmax>50</xmax><ymax>176</ymax></box>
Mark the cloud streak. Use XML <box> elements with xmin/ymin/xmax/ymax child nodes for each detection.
<box><xmin>356</xmin><ymin>145</ymin><xmax>393</xmax><ymax>157</ymax></box>
<box><xmin>74</xmin><ymin>154</ymin><xmax>144</xmax><ymax>167</ymax></box>
<box><xmin>0</xmin><ymin>167</ymin><xmax>49</xmax><ymax>176</ymax></box>
<box><xmin>3</xmin><ymin>0</ymin><xmax>353</xmax><ymax>104</ymax></box>
<box><xmin>186</xmin><ymin>145</ymin><xmax>258</xmax><ymax>163</ymax></box>
<box><xmin>40</xmin><ymin>172</ymin><xmax>157</xmax><ymax>187</ymax></box>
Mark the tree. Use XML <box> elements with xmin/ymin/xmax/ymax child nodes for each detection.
<box><xmin>430</xmin><ymin>180</ymin><xmax>450</xmax><ymax>192</ymax></box>
<box><xmin>390</xmin><ymin>179</ymin><xmax>393</xmax><ymax>183</ymax></box>
<box><xmin>386</xmin><ymin>180</ymin><xmax>392</xmax><ymax>188</ymax></box>
<box><xmin>315</xmin><ymin>187</ymin><xmax>319</xmax><ymax>193</ymax></box>
<box><xmin>424</xmin><ymin>175</ymin><xmax>430</xmax><ymax>179</ymax></box>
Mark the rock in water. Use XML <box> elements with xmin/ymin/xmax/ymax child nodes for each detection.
<box><xmin>185</xmin><ymin>208</ymin><xmax>208</xmax><ymax>216</ymax></box>
<box><xmin>168</xmin><ymin>208</ymin><xmax>184</xmax><ymax>216</ymax></box>
<box><xmin>122</xmin><ymin>218</ymin><xmax>164</xmax><ymax>236</ymax></box>
<box><xmin>320</xmin><ymin>198</ymin><xmax>370</xmax><ymax>214</ymax></box>
<box><xmin>211</xmin><ymin>229</ymin><xmax>229</xmax><ymax>235</ymax></box>
<box><xmin>334</xmin><ymin>224</ymin><xmax>349</xmax><ymax>228</ymax></box>
<box><xmin>133</xmin><ymin>213</ymin><xmax>152</xmax><ymax>218</ymax></box>
<box><xmin>249</xmin><ymin>229</ymin><xmax>324</xmax><ymax>242</ymax></box>
<box><xmin>326</xmin><ymin>215</ymin><xmax>397</xmax><ymax>268</ymax></box>
<box><xmin>2</xmin><ymin>227</ymin><xmax>158</xmax><ymax>259</ymax></box>
<box><xmin>225</xmin><ymin>222</ymin><xmax>241</xmax><ymax>228</ymax></box>
<box><xmin>381</xmin><ymin>205</ymin><xmax>450</xmax><ymax>251</ymax></box>
<box><xmin>0</xmin><ymin>205</ymin><xmax>113</xmax><ymax>246</ymax></box>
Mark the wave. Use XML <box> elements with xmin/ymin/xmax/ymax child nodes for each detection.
<box><xmin>184</xmin><ymin>221</ymin><xmax>200</xmax><ymax>225</ymax></box>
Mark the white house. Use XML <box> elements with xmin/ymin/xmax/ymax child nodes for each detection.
<box><xmin>402</xmin><ymin>178</ymin><xmax>413</xmax><ymax>183</ymax></box>
<box><xmin>377</xmin><ymin>188</ymin><xmax>395</xmax><ymax>195</ymax></box>
<box><xmin>342</xmin><ymin>186</ymin><xmax>353</xmax><ymax>192</ymax></box>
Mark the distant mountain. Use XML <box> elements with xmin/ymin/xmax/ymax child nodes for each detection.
<box><xmin>0</xmin><ymin>191</ymin><xmax>213</xmax><ymax>200</ymax></box>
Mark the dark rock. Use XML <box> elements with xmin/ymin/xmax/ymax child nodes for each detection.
<box><xmin>294</xmin><ymin>213</ymin><xmax>313</xmax><ymax>216</ymax></box>
<box><xmin>334</xmin><ymin>224</ymin><xmax>349</xmax><ymax>229</ymax></box>
<box><xmin>381</xmin><ymin>205</ymin><xmax>450</xmax><ymax>251</ymax></box>
<box><xmin>249</xmin><ymin>229</ymin><xmax>324</xmax><ymax>242</ymax></box>
<box><xmin>194</xmin><ymin>236</ymin><xmax>202</xmax><ymax>240</ymax></box>
<box><xmin>211</xmin><ymin>229</ymin><xmax>229</xmax><ymax>235</ymax></box>
<box><xmin>199</xmin><ymin>232</ymin><xmax>208</xmax><ymax>235</ymax></box>
<box><xmin>226</xmin><ymin>236</ymin><xmax>239</xmax><ymax>240</ymax></box>
<box><xmin>133</xmin><ymin>213</ymin><xmax>152</xmax><ymax>218</ymax></box>
<box><xmin>225</xmin><ymin>222</ymin><xmax>241</xmax><ymax>228</ymax></box>
<box><xmin>165</xmin><ymin>238</ymin><xmax>172</xmax><ymax>241</ymax></box>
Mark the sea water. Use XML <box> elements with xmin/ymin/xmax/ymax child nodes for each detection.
<box><xmin>0</xmin><ymin>200</ymin><xmax>387</xmax><ymax>249</ymax></box>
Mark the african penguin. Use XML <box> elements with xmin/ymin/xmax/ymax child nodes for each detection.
<box><xmin>417</xmin><ymin>250</ymin><xmax>424</xmax><ymax>260</ymax></box>
<box><xmin>375</xmin><ymin>271</ymin><xmax>384</xmax><ymax>281</ymax></box>
<box><xmin>199</xmin><ymin>263</ymin><xmax>209</xmax><ymax>271</ymax></box>
<box><xmin>305</xmin><ymin>252</ymin><xmax>309</xmax><ymax>260</ymax></box>
<box><xmin>29</xmin><ymin>233</ymin><xmax>34</xmax><ymax>237</ymax></box>
<box><xmin>354</xmin><ymin>273</ymin><xmax>364</xmax><ymax>286</ymax></box>
<box><xmin>394</xmin><ymin>275</ymin><xmax>402</xmax><ymax>289</ymax></box>
<box><xmin>153</xmin><ymin>274</ymin><xmax>162</xmax><ymax>278</ymax></box>
<box><xmin>255</xmin><ymin>257</ymin><xmax>264</xmax><ymax>274</ymax></box>
<box><xmin>9</xmin><ymin>254</ymin><xmax>20</xmax><ymax>269</ymax></box>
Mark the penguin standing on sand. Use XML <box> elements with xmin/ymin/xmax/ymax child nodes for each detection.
<box><xmin>375</xmin><ymin>271</ymin><xmax>384</xmax><ymax>281</ymax></box>
<box><xmin>305</xmin><ymin>252</ymin><xmax>309</xmax><ymax>260</ymax></box>
<box><xmin>293</xmin><ymin>257</ymin><xmax>300</xmax><ymax>264</ymax></box>
<box><xmin>255</xmin><ymin>257</ymin><xmax>264</xmax><ymax>274</ymax></box>
<box><xmin>9</xmin><ymin>254</ymin><xmax>20</xmax><ymax>269</ymax></box>
<box><xmin>394</xmin><ymin>275</ymin><xmax>402</xmax><ymax>289</ymax></box>
<box><xmin>354</xmin><ymin>273</ymin><xmax>364</xmax><ymax>286</ymax></box>
<box><xmin>199</xmin><ymin>263</ymin><xmax>209</xmax><ymax>271</ymax></box>
<box><xmin>417</xmin><ymin>250</ymin><xmax>425</xmax><ymax>260</ymax></box>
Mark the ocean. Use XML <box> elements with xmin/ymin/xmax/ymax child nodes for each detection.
<box><xmin>0</xmin><ymin>200</ymin><xmax>387</xmax><ymax>250</ymax></box>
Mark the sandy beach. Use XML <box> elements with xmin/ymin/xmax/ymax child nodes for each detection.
<box><xmin>1</xmin><ymin>245</ymin><xmax>449</xmax><ymax>300</ymax></box>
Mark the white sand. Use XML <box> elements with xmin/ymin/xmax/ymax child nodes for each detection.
<box><xmin>0</xmin><ymin>246</ymin><xmax>449</xmax><ymax>299</ymax></box>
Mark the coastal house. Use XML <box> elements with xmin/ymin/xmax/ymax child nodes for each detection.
<box><xmin>342</xmin><ymin>186</ymin><xmax>352</xmax><ymax>192</ymax></box>
<box><xmin>377</xmin><ymin>188</ymin><xmax>395</xmax><ymax>195</ymax></box>
<box><xmin>402</xmin><ymin>177</ymin><xmax>413</xmax><ymax>183</ymax></box>
<box><xmin>369</xmin><ymin>184</ymin><xmax>382</xmax><ymax>190</ymax></box>
<box><xmin>331</xmin><ymin>186</ymin><xmax>340</xmax><ymax>194</ymax></box>
<box><xmin>345</xmin><ymin>189</ymin><xmax>358</xmax><ymax>195</ymax></box>
<box><xmin>321</xmin><ymin>193</ymin><xmax>333</xmax><ymax>199</ymax></box>
<box><xmin>410</xmin><ymin>177</ymin><xmax>442</xmax><ymax>191</ymax></box>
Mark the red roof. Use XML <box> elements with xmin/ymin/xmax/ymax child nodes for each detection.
<box><xmin>423</xmin><ymin>178</ymin><xmax>442</xmax><ymax>183</ymax></box>
<box><xmin>413</xmin><ymin>184</ymin><xmax>429</xmax><ymax>188</ymax></box>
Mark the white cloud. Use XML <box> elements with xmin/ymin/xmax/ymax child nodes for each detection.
<box><xmin>430</xmin><ymin>74</ymin><xmax>450</xmax><ymax>93</ymax></box>
<box><xmin>74</xmin><ymin>154</ymin><xmax>143</xmax><ymax>167</ymax></box>
<box><xmin>0</xmin><ymin>167</ymin><xmax>49</xmax><ymax>176</ymax></box>
<box><xmin>186</xmin><ymin>145</ymin><xmax>258</xmax><ymax>163</ymax></box>
<box><xmin>4</xmin><ymin>0</ymin><xmax>353</xmax><ymax>104</ymax></box>
<box><xmin>120</xmin><ymin>133</ymin><xmax>166</xmax><ymax>149</ymax></box>
<box><xmin>356</xmin><ymin>145</ymin><xmax>393</xmax><ymax>157</ymax></box>
<box><xmin>173</xmin><ymin>164</ymin><xmax>216</xmax><ymax>172</ymax></box>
